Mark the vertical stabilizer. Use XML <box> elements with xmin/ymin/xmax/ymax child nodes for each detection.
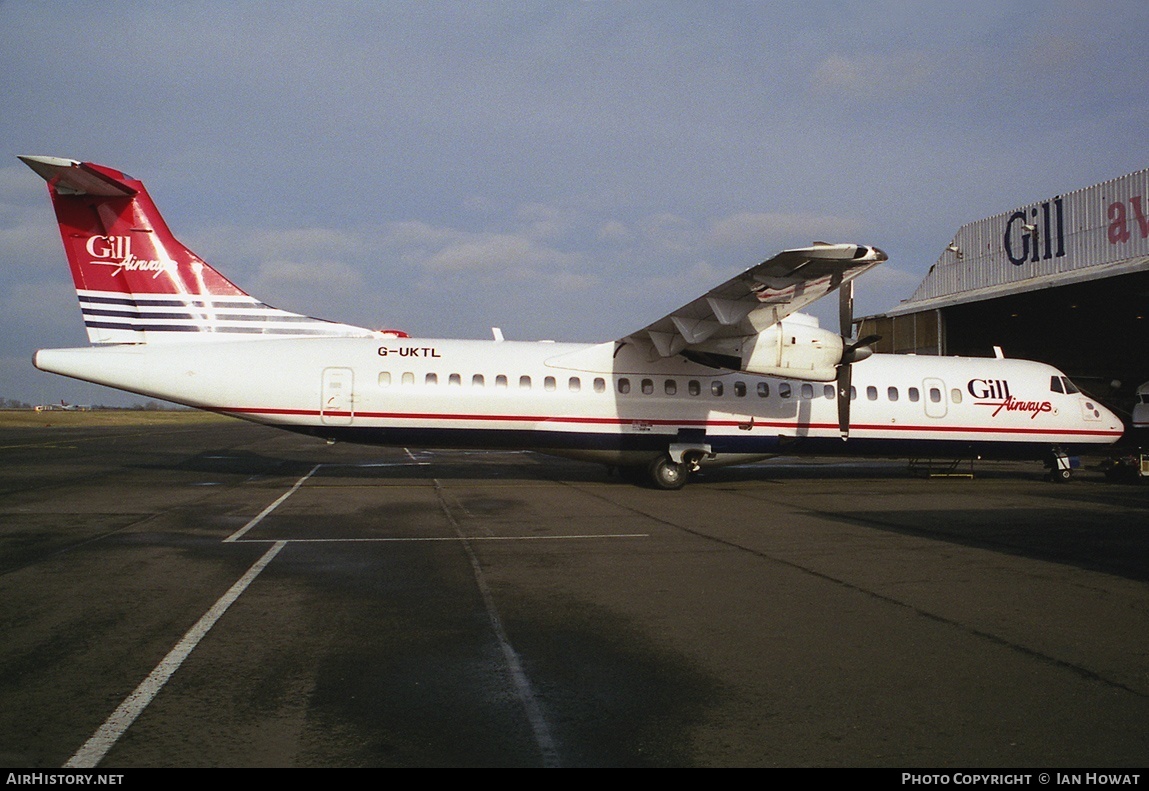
<box><xmin>20</xmin><ymin>156</ymin><xmax>373</xmax><ymax>344</ymax></box>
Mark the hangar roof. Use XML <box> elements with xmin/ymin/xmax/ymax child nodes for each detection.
<box><xmin>881</xmin><ymin>167</ymin><xmax>1149</xmax><ymax>317</ymax></box>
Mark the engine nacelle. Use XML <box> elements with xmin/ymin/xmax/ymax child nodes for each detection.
<box><xmin>739</xmin><ymin>319</ymin><xmax>844</xmax><ymax>382</ymax></box>
<box><xmin>681</xmin><ymin>315</ymin><xmax>852</xmax><ymax>381</ymax></box>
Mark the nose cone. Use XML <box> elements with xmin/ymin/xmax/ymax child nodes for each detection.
<box><xmin>1104</xmin><ymin>405</ymin><xmax>1125</xmax><ymax>436</ymax></box>
<box><xmin>1086</xmin><ymin>398</ymin><xmax>1124</xmax><ymax>440</ymax></box>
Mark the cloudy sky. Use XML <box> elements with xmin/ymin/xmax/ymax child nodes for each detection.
<box><xmin>2</xmin><ymin>1</ymin><xmax>1148</xmax><ymax>405</ymax></box>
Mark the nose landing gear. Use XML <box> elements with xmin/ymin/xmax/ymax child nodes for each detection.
<box><xmin>1045</xmin><ymin>447</ymin><xmax>1075</xmax><ymax>482</ymax></box>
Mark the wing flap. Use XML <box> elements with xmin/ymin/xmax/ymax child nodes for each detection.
<box><xmin>623</xmin><ymin>243</ymin><xmax>886</xmax><ymax>359</ymax></box>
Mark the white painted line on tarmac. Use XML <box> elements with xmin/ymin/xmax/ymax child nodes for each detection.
<box><xmin>433</xmin><ymin>479</ymin><xmax>561</xmax><ymax>768</ymax></box>
<box><xmin>64</xmin><ymin>540</ymin><xmax>288</xmax><ymax>769</ymax></box>
<box><xmin>224</xmin><ymin>463</ymin><xmax>321</xmax><ymax>543</ymax></box>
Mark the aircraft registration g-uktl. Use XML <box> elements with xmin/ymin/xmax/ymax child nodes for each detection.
<box><xmin>21</xmin><ymin>155</ymin><xmax>1123</xmax><ymax>488</ymax></box>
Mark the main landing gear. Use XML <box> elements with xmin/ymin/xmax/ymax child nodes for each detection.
<box><xmin>645</xmin><ymin>447</ymin><xmax>709</xmax><ymax>490</ymax></box>
<box><xmin>647</xmin><ymin>455</ymin><xmax>688</xmax><ymax>490</ymax></box>
<box><xmin>610</xmin><ymin>451</ymin><xmax>705</xmax><ymax>489</ymax></box>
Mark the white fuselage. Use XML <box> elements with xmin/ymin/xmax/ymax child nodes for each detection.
<box><xmin>35</xmin><ymin>335</ymin><xmax>1124</xmax><ymax>466</ymax></box>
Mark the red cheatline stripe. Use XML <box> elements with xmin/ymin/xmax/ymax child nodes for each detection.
<box><xmin>213</xmin><ymin>407</ymin><xmax>1121</xmax><ymax>439</ymax></box>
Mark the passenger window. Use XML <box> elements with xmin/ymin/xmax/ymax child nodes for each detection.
<box><xmin>544</xmin><ymin>376</ymin><xmax>556</xmax><ymax>392</ymax></box>
<box><xmin>449</xmin><ymin>373</ymin><xmax>461</xmax><ymax>386</ymax></box>
<box><xmin>866</xmin><ymin>386</ymin><xmax>878</xmax><ymax>401</ymax></box>
<box><xmin>908</xmin><ymin>387</ymin><xmax>920</xmax><ymax>402</ymax></box>
<box><xmin>849</xmin><ymin>386</ymin><xmax>856</xmax><ymax>400</ymax></box>
<box><xmin>711</xmin><ymin>381</ymin><xmax>724</xmax><ymax>397</ymax></box>
<box><xmin>779</xmin><ymin>383</ymin><xmax>791</xmax><ymax>399</ymax></box>
<box><xmin>929</xmin><ymin>387</ymin><xmax>942</xmax><ymax>403</ymax></box>
<box><xmin>593</xmin><ymin>377</ymin><xmax>606</xmax><ymax>393</ymax></box>
<box><xmin>1050</xmin><ymin>376</ymin><xmax>1064</xmax><ymax>394</ymax></box>
<box><xmin>888</xmin><ymin>386</ymin><xmax>898</xmax><ymax>402</ymax></box>
<box><xmin>495</xmin><ymin>375</ymin><xmax>508</xmax><ymax>389</ymax></box>
<box><xmin>735</xmin><ymin>381</ymin><xmax>747</xmax><ymax>397</ymax></box>
<box><xmin>664</xmin><ymin>379</ymin><xmax>677</xmax><ymax>395</ymax></box>
<box><xmin>951</xmin><ymin>389</ymin><xmax>962</xmax><ymax>403</ymax></box>
<box><xmin>641</xmin><ymin>379</ymin><xmax>654</xmax><ymax>395</ymax></box>
<box><xmin>569</xmin><ymin>377</ymin><xmax>581</xmax><ymax>392</ymax></box>
<box><xmin>519</xmin><ymin>375</ymin><xmax>531</xmax><ymax>390</ymax></box>
<box><xmin>757</xmin><ymin>382</ymin><xmax>770</xmax><ymax>397</ymax></box>
<box><xmin>689</xmin><ymin>380</ymin><xmax>701</xmax><ymax>396</ymax></box>
<box><xmin>824</xmin><ymin>385</ymin><xmax>835</xmax><ymax>399</ymax></box>
<box><xmin>472</xmin><ymin>374</ymin><xmax>485</xmax><ymax>387</ymax></box>
<box><xmin>425</xmin><ymin>373</ymin><xmax>438</xmax><ymax>386</ymax></box>
<box><xmin>618</xmin><ymin>378</ymin><xmax>631</xmax><ymax>394</ymax></box>
<box><xmin>801</xmin><ymin>383</ymin><xmax>813</xmax><ymax>399</ymax></box>
<box><xmin>378</xmin><ymin>372</ymin><xmax>391</xmax><ymax>387</ymax></box>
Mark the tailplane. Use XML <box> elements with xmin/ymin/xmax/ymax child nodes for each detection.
<box><xmin>21</xmin><ymin>156</ymin><xmax>374</xmax><ymax>344</ymax></box>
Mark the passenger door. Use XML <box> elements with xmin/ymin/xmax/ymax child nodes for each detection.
<box><xmin>321</xmin><ymin>367</ymin><xmax>354</xmax><ymax>425</ymax></box>
<box><xmin>922</xmin><ymin>377</ymin><xmax>947</xmax><ymax>419</ymax></box>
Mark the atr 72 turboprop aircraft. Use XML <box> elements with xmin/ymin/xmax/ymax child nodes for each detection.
<box><xmin>21</xmin><ymin>156</ymin><xmax>1123</xmax><ymax>488</ymax></box>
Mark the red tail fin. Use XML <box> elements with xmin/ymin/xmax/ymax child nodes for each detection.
<box><xmin>21</xmin><ymin>156</ymin><xmax>372</xmax><ymax>344</ymax></box>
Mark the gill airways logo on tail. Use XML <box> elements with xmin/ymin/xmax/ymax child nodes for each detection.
<box><xmin>85</xmin><ymin>235</ymin><xmax>175</xmax><ymax>279</ymax></box>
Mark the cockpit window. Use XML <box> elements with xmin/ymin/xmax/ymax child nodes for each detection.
<box><xmin>1050</xmin><ymin>376</ymin><xmax>1064</xmax><ymax>394</ymax></box>
<box><xmin>1061</xmin><ymin>376</ymin><xmax>1080</xmax><ymax>394</ymax></box>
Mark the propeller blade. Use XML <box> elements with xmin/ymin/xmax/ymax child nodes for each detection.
<box><xmin>838</xmin><ymin>280</ymin><xmax>854</xmax><ymax>339</ymax></box>
<box><xmin>837</xmin><ymin>362</ymin><xmax>852</xmax><ymax>439</ymax></box>
<box><xmin>848</xmin><ymin>334</ymin><xmax>882</xmax><ymax>351</ymax></box>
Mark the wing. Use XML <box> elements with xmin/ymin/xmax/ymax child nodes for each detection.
<box><xmin>621</xmin><ymin>242</ymin><xmax>886</xmax><ymax>358</ymax></box>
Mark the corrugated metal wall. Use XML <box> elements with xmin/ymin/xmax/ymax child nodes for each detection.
<box><xmin>859</xmin><ymin>310</ymin><xmax>943</xmax><ymax>355</ymax></box>
<box><xmin>909</xmin><ymin>167</ymin><xmax>1149</xmax><ymax>303</ymax></box>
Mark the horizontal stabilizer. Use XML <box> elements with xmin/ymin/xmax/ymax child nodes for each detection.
<box><xmin>19</xmin><ymin>156</ymin><xmax>138</xmax><ymax>197</ymax></box>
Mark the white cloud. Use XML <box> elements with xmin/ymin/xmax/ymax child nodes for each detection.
<box><xmin>192</xmin><ymin>226</ymin><xmax>374</xmax><ymax>263</ymax></box>
<box><xmin>597</xmin><ymin>220</ymin><xmax>629</xmax><ymax>242</ymax></box>
<box><xmin>254</xmin><ymin>258</ymin><xmax>364</xmax><ymax>289</ymax></box>
<box><xmin>417</xmin><ymin>232</ymin><xmax>596</xmax><ymax>293</ymax></box>
<box><xmin>810</xmin><ymin>52</ymin><xmax>934</xmax><ymax>98</ymax></box>
<box><xmin>515</xmin><ymin>203</ymin><xmax>578</xmax><ymax>241</ymax></box>
<box><xmin>638</xmin><ymin>213</ymin><xmax>699</xmax><ymax>255</ymax></box>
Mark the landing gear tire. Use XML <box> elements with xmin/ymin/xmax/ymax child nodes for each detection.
<box><xmin>1048</xmin><ymin>467</ymin><xmax>1073</xmax><ymax>483</ymax></box>
<box><xmin>648</xmin><ymin>455</ymin><xmax>688</xmax><ymax>490</ymax></box>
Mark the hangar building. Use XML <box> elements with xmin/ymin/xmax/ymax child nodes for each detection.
<box><xmin>859</xmin><ymin>167</ymin><xmax>1149</xmax><ymax>417</ymax></box>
